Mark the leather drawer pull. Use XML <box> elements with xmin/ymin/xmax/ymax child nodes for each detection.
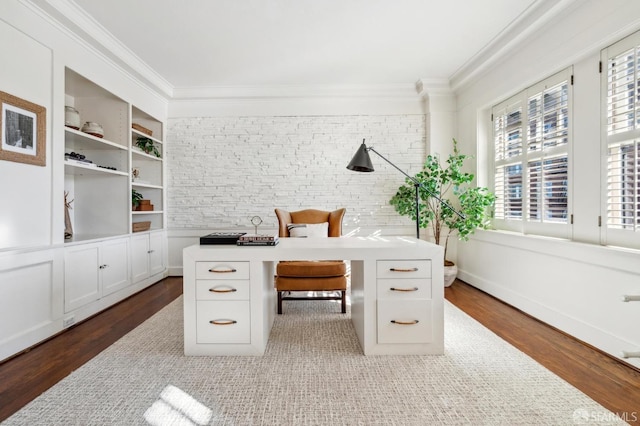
<box><xmin>209</xmin><ymin>287</ymin><xmax>237</xmax><ymax>293</ymax></box>
<box><xmin>389</xmin><ymin>267</ymin><xmax>418</xmax><ymax>272</ymax></box>
<box><xmin>209</xmin><ymin>319</ymin><xmax>237</xmax><ymax>325</ymax></box>
<box><xmin>208</xmin><ymin>267</ymin><xmax>237</xmax><ymax>273</ymax></box>
<box><xmin>390</xmin><ymin>287</ymin><xmax>419</xmax><ymax>292</ymax></box>
<box><xmin>390</xmin><ymin>320</ymin><xmax>419</xmax><ymax>325</ymax></box>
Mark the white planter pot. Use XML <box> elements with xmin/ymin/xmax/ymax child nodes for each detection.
<box><xmin>444</xmin><ymin>261</ymin><xmax>457</xmax><ymax>287</ymax></box>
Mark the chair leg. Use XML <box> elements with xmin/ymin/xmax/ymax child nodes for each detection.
<box><xmin>341</xmin><ymin>290</ymin><xmax>346</xmax><ymax>314</ymax></box>
<box><xmin>277</xmin><ymin>291</ymin><xmax>283</xmax><ymax>314</ymax></box>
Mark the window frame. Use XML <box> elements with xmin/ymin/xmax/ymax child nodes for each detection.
<box><xmin>600</xmin><ymin>31</ymin><xmax>640</xmax><ymax>250</ymax></box>
<box><xmin>491</xmin><ymin>67</ymin><xmax>573</xmax><ymax>239</ymax></box>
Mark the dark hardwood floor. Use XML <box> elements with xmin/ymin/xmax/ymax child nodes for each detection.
<box><xmin>0</xmin><ymin>276</ymin><xmax>183</xmax><ymax>422</ymax></box>
<box><xmin>0</xmin><ymin>277</ymin><xmax>638</xmax><ymax>423</ymax></box>
<box><xmin>446</xmin><ymin>281</ymin><xmax>640</xmax><ymax>425</ymax></box>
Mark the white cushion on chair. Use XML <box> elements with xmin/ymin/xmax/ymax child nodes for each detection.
<box><xmin>287</xmin><ymin>222</ymin><xmax>328</xmax><ymax>238</ymax></box>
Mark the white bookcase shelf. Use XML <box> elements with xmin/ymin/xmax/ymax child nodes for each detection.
<box><xmin>64</xmin><ymin>67</ymin><xmax>165</xmax><ymax>243</ymax></box>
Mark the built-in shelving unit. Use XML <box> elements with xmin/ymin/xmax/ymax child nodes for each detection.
<box><xmin>131</xmin><ymin>106</ymin><xmax>164</xmax><ymax>232</ymax></box>
<box><xmin>64</xmin><ymin>68</ymin><xmax>166</xmax><ymax>242</ymax></box>
<box><xmin>64</xmin><ymin>68</ymin><xmax>129</xmax><ymax>242</ymax></box>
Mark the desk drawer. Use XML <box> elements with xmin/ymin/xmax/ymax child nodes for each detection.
<box><xmin>196</xmin><ymin>301</ymin><xmax>250</xmax><ymax>344</ymax></box>
<box><xmin>377</xmin><ymin>278</ymin><xmax>431</xmax><ymax>300</ymax></box>
<box><xmin>377</xmin><ymin>299</ymin><xmax>432</xmax><ymax>344</ymax></box>
<box><xmin>196</xmin><ymin>280</ymin><xmax>250</xmax><ymax>301</ymax></box>
<box><xmin>377</xmin><ymin>260</ymin><xmax>431</xmax><ymax>279</ymax></box>
<box><xmin>196</xmin><ymin>261</ymin><xmax>249</xmax><ymax>280</ymax></box>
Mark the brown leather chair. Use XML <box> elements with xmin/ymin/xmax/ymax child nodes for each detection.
<box><xmin>274</xmin><ymin>208</ymin><xmax>347</xmax><ymax>314</ymax></box>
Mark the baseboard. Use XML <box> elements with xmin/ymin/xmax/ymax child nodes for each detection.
<box><xmin>457</xmin><ymin>268</ymin><xmax>640</xmax><ymax>370</ymax></box>
<box><xmin>168</xmin><ymin>267</ymin><xmax>183</xmax><ymax>276</ymax></box>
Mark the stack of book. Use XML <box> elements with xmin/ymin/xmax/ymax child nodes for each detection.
<box><xmin>237</xmin><ymin>233</ymin><xmax>279</xmax><ymax>246</ymax></box>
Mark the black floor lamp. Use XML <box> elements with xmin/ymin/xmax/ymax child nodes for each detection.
<box><xmin>346</xmin><ymin>139</ymin><xmax>463</xmax><ymax>239</ymax></box>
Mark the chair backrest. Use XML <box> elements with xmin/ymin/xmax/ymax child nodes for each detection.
<box><xmin>275</xmin><ymin>208</ymin><xmax>346</xmax><ymax>238</ymax></box>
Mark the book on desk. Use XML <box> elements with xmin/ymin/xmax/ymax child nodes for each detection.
<box><xmin>199</xmin><ymin>232</ymin><xmax>246</xmax><ymax>245</ymax></box>
<box><xmin>237</xmin><ymin>233</ymin><xmax>279</xmax><ymax>246</ymax></box>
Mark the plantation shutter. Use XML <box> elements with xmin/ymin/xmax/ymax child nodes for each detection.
<box><xmin>603</xmin><ymin>31</ymin><xmax>640</xmax><ymax>248</ymax></box>
<box><xmin>493</xmin><ymin>97</ymin><xmax>523</xmax><ymax>222</ymax></box>
<box><xmin>492</xmin><ymin>68</ymin><xmax>571</xmax><ymax>236</ymax></box>
<box><xmin>526</xmin><ymin>80</ymin><xmax>569</xmax><ymax>223</ymax></box>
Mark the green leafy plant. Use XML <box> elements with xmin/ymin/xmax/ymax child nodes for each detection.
<box><xmin>132</xmin><ymin>189</ymin><xmax>144</xmax><ymax>209</ymax></box>
<box><xmin>135</xmin><ymin>136</ymin><xmax>161</xmax><ymax>158</ymax></box>
<box><xmin>389</xmin><ymin>138</ymin><xmax>495</xmax><ymax>261</ymax></box>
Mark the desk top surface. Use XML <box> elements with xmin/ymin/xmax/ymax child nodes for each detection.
<box><xmin>184</xmin><ymin>236</ymin><xmax>443</xmax><ymax>261</ymax></box>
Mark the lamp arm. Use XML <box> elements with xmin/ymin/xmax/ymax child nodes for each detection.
<box><xmin>367</xmin><ymin>147</ymin><xmax>465</xmax><ymax>220</ymax></box>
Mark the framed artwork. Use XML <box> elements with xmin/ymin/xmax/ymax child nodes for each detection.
<box><xmin>0</xmin><ymin>90</ymin><xmax>46</xmax><ymax>166</ymax></box>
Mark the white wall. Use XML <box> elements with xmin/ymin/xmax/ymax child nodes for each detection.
<box><xmin>455</xmin><ymin>0</ymin><xmax>640</xmax><ymax>368</ymax></box>
<box><xmin>0</xmin><ymin>17</ymin><xmax>52</xmax><ymax>249</ymax></box>
<box><xmin>166</xmin><ymin>114</ymin><xmax>426</xmax><ymax>232</ymax></box>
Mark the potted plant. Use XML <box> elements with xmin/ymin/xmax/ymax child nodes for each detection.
<box><xmin>132</xmin><ymin>189</ymin><xmax>144</xmax><ymax>211</ymax></box>
<box><xmin>389</xmin><ymin>138</ymin><xmax>494</xmax><ymax>286</ymax></box>
<box><xmin>135</xmin><ymin>136</ymin><xmax>161</xmax><ymax>158</ymax></box>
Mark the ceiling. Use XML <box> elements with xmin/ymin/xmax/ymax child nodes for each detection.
<box><xmin>42</xmin><ymin>0</ymin><xmax>554</xmax><ymax>96</ymax></box>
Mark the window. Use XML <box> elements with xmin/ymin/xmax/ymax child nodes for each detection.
<box><xmin>602</xmin><ymin>31</ymin><xmax>640</xmax><ymax>249</ymax></box>
<box><xmin>491</xmin><ymin>68</ymin><xmax>572</xmax><ymax>237</ymax></box>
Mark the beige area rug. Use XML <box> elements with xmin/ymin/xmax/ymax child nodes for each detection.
<box><xmin>2</xmin><ymin>297</ymin><xmax>625</xmax><ymax>426</ymax></box>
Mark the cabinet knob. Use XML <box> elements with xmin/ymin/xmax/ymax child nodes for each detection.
<box><xmin>147</xmin><ymin>250</ymin><xmax>154</xmax><ymax>254</ymax></box>
<box><xmin>390</xmin><ymin>287</ymin><xmax>419</xmax><ymax>292</ymax></box>
<box><xmin>621</xmin><ymin>295</ymin><xmax>640</xmax><ymax>302</ymax></box>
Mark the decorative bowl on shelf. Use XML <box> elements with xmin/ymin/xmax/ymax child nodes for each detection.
<box><xmin>81</xmin><ymin>121</ymin><xmax>104</xmax><ymax>138</ymax></box>
<box><xmin>65</xmin><ymin>106</ymin><xmax>80</xmax><ymax>130</ymax></box>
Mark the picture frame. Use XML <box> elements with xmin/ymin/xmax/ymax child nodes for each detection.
<box><xmin>0</xmin><ymin>90</ymin><xmax>46</xmax><ymax>166</ymax></box>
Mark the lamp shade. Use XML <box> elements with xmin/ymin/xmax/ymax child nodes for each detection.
<box><xmin>346</xmin><ymin>141</ymin><xmax>374</xmax><ymax>172</ymax></box>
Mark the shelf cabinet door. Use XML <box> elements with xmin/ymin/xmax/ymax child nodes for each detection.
<box><xmin>148</xmin><ymin>231</ymin><xmax>165</xmax><ymax>276</ymax></box>
<box><xmin>65</xmin><ymin>238</ymin><xmax>132</xmax><ymax>312</ymax></box>
<box><xmin>131</xmin><ymin>234</ymin><xmax>151</xmax><ymax>283</ymax></box>
<box><xmin>64</xmin><ymin>244</ymin><xmax>100</xmax><ymax>312</ymax></box>
<box><xmin>131</xmin><ymin>232</ymin><xmax>166</xmax><ymax>283</ymax></box>
<box><xmin>101</xmin><ymin>238</ymin><xmax>131</xmax><ymax>296</ymax></box>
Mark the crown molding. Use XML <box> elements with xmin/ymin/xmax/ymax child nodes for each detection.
<box><xmin>449</xmin><ymin>0</ymin><xmax>579</xmax><ymax>93</ymax></box>
<box><xmin>168</xmin><ymin>94</ymin><xmax>426</xmax><ymax>117</ymax></box>
<box><xmin>415</xmin><ymin>78</ymin><xmax>453</xmax><ymax>98</ymax></box>
<box><xmin>25</xmin><ymin>0</ymin><xmax>173</xmax><ymax>99</ymax></box>
<box><xmin>169</xmin><ymin>83</ymin><xmax>427</xmax><ymax>116</ymax></box>
<box><xmin>171</xmin><ymin>83</ymin><xmax>419</xmax><ymax>100</ymax></box>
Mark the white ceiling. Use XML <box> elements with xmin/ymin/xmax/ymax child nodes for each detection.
<box><xmin>59</xmin><ymin>0</ymin><xmax>544</xmax><ymax>95</ymax></box>
<box><xmin>32</xmin><ymin>0</ymin><xmax>576</xmax><ymax>97</ymax></box>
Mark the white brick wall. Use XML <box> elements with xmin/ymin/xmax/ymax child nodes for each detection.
<box><xmin>166</xmin><ymin>115</ymin><xmax>426</xmax><ymax>232</ymax></box>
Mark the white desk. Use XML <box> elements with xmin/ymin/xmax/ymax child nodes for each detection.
<box><xmin>183</xmin><ymin>236</ymin><xmax>444</xmax><ymax>356</ymax></box>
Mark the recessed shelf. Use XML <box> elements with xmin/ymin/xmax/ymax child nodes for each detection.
<box><xmin>65</xmin><ymin>128</ymin><xmax>127</xmax><ymax>151</ymax></box>
<box><xmin>132</xmin><ymin>147</ymin><xmax>162</xmax><ymax>161</ymax></box>
<box><xmin>132</xmin><ymin>129</ymin><xmax>163</xmax><ymax>145</ymax></box>
<box><xmin>64</xmin><ymin>161</ymin><xmax>129</xmax><ymax>176</ymax></box>
<box><xmin>131</xmin><ymin>182</ymin><xmax>163</xmax><ymax>189</ymax></box>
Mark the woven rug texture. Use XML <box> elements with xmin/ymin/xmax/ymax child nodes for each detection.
<box><xmin>2</xmin><ymin>297</ymin><xmax>625</xmax><ymax>425</ymax></box>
